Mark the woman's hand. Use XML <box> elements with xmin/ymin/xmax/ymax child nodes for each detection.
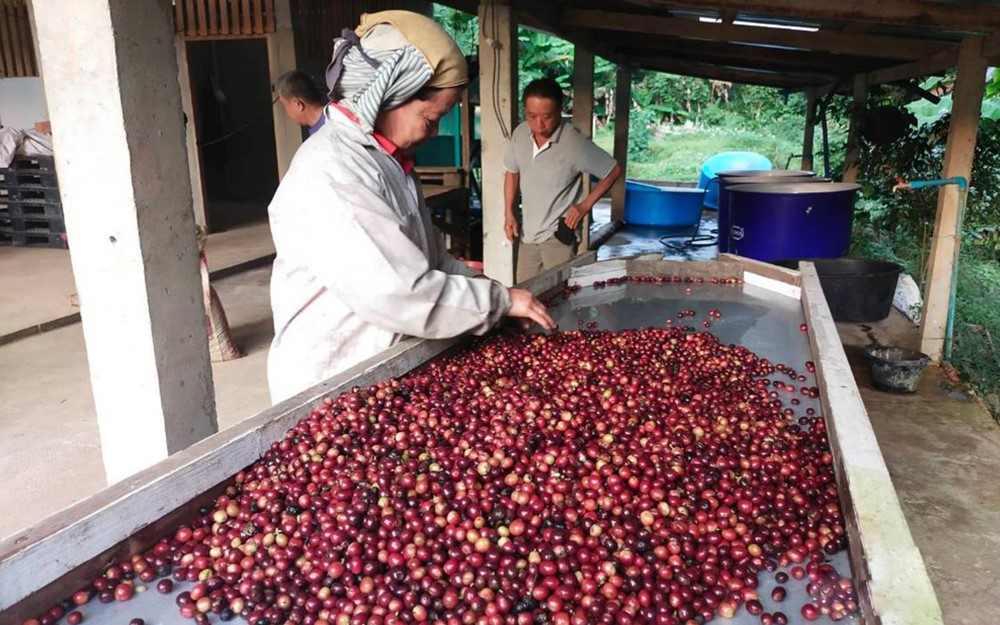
<box><xmin>507</xmin><ymin>288</ymin><xmax>557</xmax><ymax>331</ymax></box>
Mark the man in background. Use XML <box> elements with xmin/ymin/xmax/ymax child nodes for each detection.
<box><xmin>275</xmin><ymin>70</ymin><xmax>327</xmax><ymax>136</ymax></box>
<box><xmin>503</xmin><ymin>77</ymin><xmax>622</xmax><ymax>282</ymax></box>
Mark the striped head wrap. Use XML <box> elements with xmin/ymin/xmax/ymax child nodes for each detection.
<box><xmin>326</xmin><ymin>11</ymin><xmax>468</xmax><ymax>133</ymax></box>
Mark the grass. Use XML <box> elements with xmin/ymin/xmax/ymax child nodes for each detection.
<box><xmin>593</xmin><ymin>123</ymin><xmax>805</xmax><ymax>182</ymax></box>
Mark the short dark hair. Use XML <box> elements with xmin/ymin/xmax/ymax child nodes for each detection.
<box><xmin>523</xmin><ymin>78</ymin><xmax>564</xmax><ymax>109</ymax></box>
<box><xmin>275</xmin><ymin>70</ymin><xmax>326</xmax><ymax>106</ymax></box>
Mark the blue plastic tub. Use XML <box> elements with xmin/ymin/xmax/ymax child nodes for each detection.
<box><xmin>698</xmin><ymin>152</ymin><xmax>773</xmax><ymax>208</ymax></box>
<box><xmin>715</xmin><ymin>170</ymin><xmax>820</xmax><ymax>252</ymax></box>
<box><xmin>726</xmin><ymin>182</ymin><xmax>860</xmax><ymax>261</ymax></box>
<box><xmin>624</xmin><ymin>181</ymin><xmax>705</xmax><ymax>227</ymax></box>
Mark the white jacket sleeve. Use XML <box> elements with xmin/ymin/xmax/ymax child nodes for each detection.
<box><xmin>291</xmin><ymin>176</ymin><xmax>510</xmax><ymax>339</ymax></box>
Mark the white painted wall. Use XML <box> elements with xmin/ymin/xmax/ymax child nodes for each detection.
<box><xmin>0</xmin><ymin>77</ymin><xmax>49</xmax><ymax>130</ymax></box>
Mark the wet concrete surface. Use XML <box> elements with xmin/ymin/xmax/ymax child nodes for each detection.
<box><xmin>599</xmin><ymin>213</ymin><xmax>720</xmax><ymax>261</ymax></box>
<box><xmin>839</xmin><ymin>312</ymin><xmax>1000</xmax><ymax>625</ymax></box>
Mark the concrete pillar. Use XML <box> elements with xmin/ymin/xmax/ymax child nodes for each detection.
<box><xmin>921</xmin><ymin>37</ymin><xmax>988</xmax><ymax>361</ymax></box>
<box><xmin>801</xmin><ymin>87</ymin><xmax>817</xmax><ymax>172</ymax></box>
<box><xmin>479</xmin><ymin>0</ymin><xmax>517</xmax><ymax>285</ymax></box>
<box><xmin>573</xmin><ymin>45</ymin><xmax>595</xmax><ymax>252</ymax></box>
<box><xmin>32</xmin><ymin>0</ymin><xmax>218</xmax><ymax>483</ymax></box>
<box><xmin>842</xmin><ymin>74</ymin><xmax>866</xmax><ymax>183</ymax></box>
<box><xmin>268</xmin><ymin>0</ymin><xmax>301</xmax><ymax>179</ymax></box>
<box><xmin>175</xmin><ymin>38</ymin><xmax>208</xmax><ymax>228</ymax></box>
<box><xmin>611</xmin><ymin>67</ymin><xmax>631</xmax><ymax>223</ymax></box>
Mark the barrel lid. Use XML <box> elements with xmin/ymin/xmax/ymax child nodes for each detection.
<box><xmin>717</xmin><ymin>169</ymin><xmax>815</xmax><ymax>178</ymax></box>
<box><xmin>726</xmin><ymin>176</ymin><xmax>831</xmax><ymax>186</ymax></box>
<box><xmin>726</xmin><ymin>182</ymin><xmax>861</xmax><ymax>194</ymax></box>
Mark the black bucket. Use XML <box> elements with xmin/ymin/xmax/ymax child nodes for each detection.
<box><xmin>774</xmin><ymin>258</ymin><xmax>903</xmax><ymax>322</ymax></box>
<box><xmin>864</xmin><ymin>345</ymin><xmax>929</xmax><ymax>393</ymax></box>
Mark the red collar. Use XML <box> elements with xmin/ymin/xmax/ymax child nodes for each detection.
<box><xmin>330</xmin><ymin>102</ymin><xmax>415</xmax><ymax>174</ymax></box>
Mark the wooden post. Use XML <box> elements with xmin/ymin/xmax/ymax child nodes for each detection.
<box><xmin>460</xmin><ymin>87</ymin><xmax>472</xmax><ymax>176</ymax></box>
<box><xmin>32</xmin><ymin>0</ymin><xmax>217</xmax><ymax>483</ymax></box>
<box><xmin>175</xmin><ymin>37</ymin><xmax>208</xmax><ymax>228</ymax></box>
<box><xmin>801</xmin><ymin>87</ymin><xmax>817</xmax><ymax>172</ymax></box>
<box><xmin>841</xmin><ymin>74</ymin><xmax>866</xmax><ymax>182</ymax></box>
<box><xmin>479</xmin><ymin>0</ymin><xmax>517</xmax><ymax>285</ymax></box>
<box><xmin>921</xmin><ymin>37</ymin><xmax>987</xmax><ymax>362</ymax></box>
<box><xmin>267</xmin><ymin>0</ymin><xmax>300</xmax><ymax>179</ymax></box>
<box><xmin>573</xmin><ymin>45</ymin><xmax>595</xmax><ymax>252</ymax></box>
<box><xmin>611</xmin><ymin>66</ymin><xmax>631</xmax><ymax>223</ymax></box>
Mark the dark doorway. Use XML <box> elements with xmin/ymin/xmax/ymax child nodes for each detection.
<box><xmin>188</xmin><ymin>39</ymin><xmax>279</xmax><ymax>232</ymax></box>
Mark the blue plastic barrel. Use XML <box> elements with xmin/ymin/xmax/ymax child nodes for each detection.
<box><xmin>727</xmin><ymin>182</ymin><xmax>860</xmax><ymax>261</ymax></box>
<box><xmin>698</xmin><ymin>152</ymin><xmax>773</xmax><ymax>208</ymax></box>
<box><xmin>624</xmin><ymin>181</ymin><xmax>705</xmax><ymax>227</ymax></box>
<box><xmin>716</xmin><ymin>170</ymin><xmax>819</xmax><ymax>252</ymax></box>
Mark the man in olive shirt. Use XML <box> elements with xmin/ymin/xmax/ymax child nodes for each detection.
<box><xmin>503</xmin><ymin>78</ymin><xmax>622</xmax><ymax>281</ymax></box>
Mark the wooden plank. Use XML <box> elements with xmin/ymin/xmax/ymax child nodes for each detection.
<box><xmin>622</xmin><ymin>53</ymin><xmax>832</xmax><ymax>88</ymax></box>
<box><xmin>264</xmin><ymin>0</ymin><xmax>275</xmax><ymax>33</ymax></box>
<box><xmin>841</xmin><ymin>74</ymin><xmax>867</xmax><ymax>183</ymax></box>
<box><xmin>985</xmin><ymin>33</ymin><xmax>1000</xmax><ymax>63</ymax></box>
<box><xmin>610</xmin><ymin>67</ymin><xmax>630</xmax><ymax>223</ymax></box>
<box><xmin>646</xmin><ymin>0</ymin><xmax>1000</xmax><ymax>35</ymax></box>
<box><xmin>17</xmin><ymin>0</ymin><xmax>34</xmax><ymax>76</ymax></box>
<box><xmin>195</xmin><ymin>0</ymin><xmax>208</xmax><ymax>37</ymax></box>
<box><xmin>230</xmin><ymin>0</ymin><xmax>241</xmax><ymax>34</ymax></box>
<box><xmin>921</xmin><ymin>37</ymin><xmax>987</xmax><ymax>362</ymax></box>
<box><xmin>174</xmin><ymin>0</ymin><xmax>186</xmax><ymax>35</ymax></box>
<box><xmin>460</xmin><ymin>88</ymin><xmax>472</xmax><ymax>177</ymax></box>
<box><xmin>253</xmin><ymin>0</ymin><xmax>264</xmax><ymax>34</ymax></box>
<box><xmin>0</xmin><ymin>0</ymin><xmax>17</xmax><ymax>77</ymax></box>
<box><xmin>609</xmin><ymin>34</ymin><xmax>891</xmax><ymax>75</ymax></box>
<box><xmin>800</xmin><ymin>263</ymin><xmax>944</xmax><ymax>625</ymax></box>
<box><xmin>478</xmin><ymin>0</ymin><xmax>517</xmax><ymax>286</ymax></box>
<box><xmin>9</xmin><ymin>0</ymin><xmax>25</xmax><ymax>76</ymax></box>
<box><xmin>242</xmin><ymin>0</ymin><xmax>252</xmax><ymax>35</ymax></box>
<box><xmin>866</xmin><ymin>47</ymin><xmax>959</xmax><ymax>85</ymax></box>
<box><xmin>573</xmin><ymin>45</ymin><xmax>595</xmax><ymax>254</ymax></box>
<box><xmin>186</xmin><ymin>0</ymin><xmax>197</xmax><ymax>38</ymax></box>
<box><xmin>207</xmin><ymin>0</ymin><xmax>218</xmax><ymax>35</ymax></box>
<box><xmin>626</xmin><ymin>257</ymin><xmax>744</xmax><ymax>281</ymax></box>
<box><xmin>562</xmin><ymin>9</ymin><xmax>948</xmax><ymax>61</ymax></box>
<box><xmin>717</xmin><ymin>253</ymin><xmax>801</xmax><ymax>286</ymax></box>
<box><xmin>802</xmin><ymin>87</ymin><xmax>817</xmax><ymax>171</ymax></box>
<box><xmin>219</xmin><ymin>0</ymin><xmax>230</xmax><ymax>35</ymax></box>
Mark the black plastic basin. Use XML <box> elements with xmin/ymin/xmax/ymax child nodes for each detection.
<box><xmin>774</xmin><ymin>258</ymin><xmax>903</xmax><ymax>322</ymax></box>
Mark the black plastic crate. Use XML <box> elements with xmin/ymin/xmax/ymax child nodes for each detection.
<box><xmin>9</xmin><ymin>198</ymin><xmax>63</xmax><ymax>218</ymax></box>
<box><xmin>10</xmin><ymin>170</ymin><xmax>58</xmax><ymax>188</ymax></box>
<box><xmin>12</xmin><ymin>185</ymin><xmax>61</xmax><ymax>202</ymax></box>
<box><xmin>8</xmin><ymin>214</ymin><xmax>66</xmax><ymax>233</ymax></box>
<box><xmin>0</xmin><ymin>229</ymin><xmax>68</xmax><ymax>248</ymax></box>
<box><xmin>11</xmin><ymin>155</ymin><xmax>56</xmax><ymax>172</ymax></box>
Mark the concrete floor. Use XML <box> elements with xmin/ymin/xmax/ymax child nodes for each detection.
<box><xmin>1</xmin><ymin>221</ymin><xmax>999</xmax><ymax>623</ymax></box>
<box><xmin>839</xmin><ymin>316</ymin><xmax>1000</xmax><ymax>625</ymax></box>
<box><xmin>0</xmin><ymin>265</ymin><xmax>274</xmax><ymax>540</ymax></box>
<box><xmin>0</xmin><ymin>219</ymin><xmax>275</xmax><ymax>342</ymax></box>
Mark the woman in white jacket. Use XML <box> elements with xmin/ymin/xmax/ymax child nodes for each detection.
<box><xmin>267</xmin><ymin>11</ymin><xmax>555</xmax><ymax>403</ymax></box>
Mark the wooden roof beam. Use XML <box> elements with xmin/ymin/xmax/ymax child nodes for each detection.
<box><xmin>866</xmin><ymin>47</ymin><xmax>958</xmax><ymax>85</ymax></box>
<box><xmin>563</xmin><ymin>8</ymin><xmax>950</xmax><ymax>61</ymax></box>
<box><xmin>605</xmin><ymin>35</ymin><xmax>892</xmax><ymax>74</ymax></box>
<box><xmin>646</xmin><ymin>0</ymin><xmax>1000</xmax><ymax>34</ymax></box>
<box><xmin>612</xmin><ymin>50</ymin><xmax>831</xmax><ymax>88</ymax></box>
